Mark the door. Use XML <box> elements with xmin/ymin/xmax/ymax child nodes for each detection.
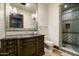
<box><xmin>62</xmin><ymin>3</ymin><xmax>79</xmax><ymax>52</ymax></box>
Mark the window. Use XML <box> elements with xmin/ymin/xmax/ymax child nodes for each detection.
<box><xmin>10</xmin><ymin>14</ymin><xmax>23</xmax><ymax>28</ymax></box>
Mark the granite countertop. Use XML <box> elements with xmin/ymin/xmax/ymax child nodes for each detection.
<box><xmin>5</xmin><ymin>34</ymin><xmax>44</xmax><ymax>39</ymax></box>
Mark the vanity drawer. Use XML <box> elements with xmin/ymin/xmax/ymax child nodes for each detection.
<box><xmin>2</xmin><ymin>41</ymin><xmax>16</xmax><ymax>48</ymax></box>
<box><xmin>22</xmin><ymin>38</ymin><xmax>36</xmax><ymax>43</ymax></box>
<box><xmin>7</xmin><ymin>40</ymin><xmax>16</xmax><ymax>45</ymax></box>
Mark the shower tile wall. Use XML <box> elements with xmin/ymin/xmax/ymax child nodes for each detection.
<box><xmin>62</xmin><ymin>4</ymin><xmax>79</xmax><ymax>47</ymax></box>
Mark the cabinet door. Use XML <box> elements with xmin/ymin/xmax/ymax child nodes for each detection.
<box><xmin>1</xmin><ymin>39</ymin><xmax>17</xmax><ymax>56</ymax></box>
<box><xmin>7</xmin><ymin>39</ymin><xmax>17</xmax><ymax>56</ymax></box>
<box><xmin>36</xmin><ymin>36</ymin><xmax>44</xmax><ymax>56</ymax></box>
<box><xmin>22</xmin><ymin>45</ymin><xmax>36</xmax><ymax>56</ymax></box>
<box><xmin>0</xmin><ymin>40</ymin><xmax>9</xmax><ymax>56</ymax></box>
<box><xmin>22</xmin><ymin>38</ymin><xmax>36</xmax><ymax>56</ymax></box>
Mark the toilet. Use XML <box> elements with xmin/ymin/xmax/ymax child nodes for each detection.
<box><xmin>45</xmin><ymin>40</ymin><xmax>54</xmax><ymax>50</ymax></box>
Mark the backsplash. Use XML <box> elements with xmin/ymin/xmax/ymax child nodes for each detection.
<box><xmin>6</xmin><ymin>30</ymin><xmax>38</xmax><ymax>38</ymax></box>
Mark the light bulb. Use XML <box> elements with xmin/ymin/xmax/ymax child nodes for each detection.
<box><xmin>13</xmin><ymin>7</ymin><xmax>17</xmax><ymax>14</ymax></box>
<box><xmin>64</xmin><ymin>5</ymin><xmax>68</xmax><ymax>8</ymax></box>
<box><xmin>9</xmin><ymin>6</ymin><xmax>12</xmax><ymax>13</ymax></box>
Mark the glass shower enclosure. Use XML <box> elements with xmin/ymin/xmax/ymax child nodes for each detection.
<box><xmin>61</xmin><ymin>3</ymin><xmax>79</xmax><ymax>55</ymax></box>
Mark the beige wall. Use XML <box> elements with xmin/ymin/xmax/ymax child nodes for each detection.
<box><xmin>37</xmin><ymin>4</ymin><xmax>48</xmax><ymax>26</ymax></box>
<box><xmin>48</xmin><ymin>4</ymin><xmax>60</xmax><ymax>46</ymax></box>
<box><xmin>37</xmin><ymin>4</ymin><xmax>48</xmax><ymax>40</ymax></box>
<box><xmin>37</xmin><ymin>3</ymin><xmax>60</xmax><ymax>46</ymax></box>
<box><xmin>0</xmin><ymin>4</ymin><xmax>5</xmax><ymax>39</ymax></box>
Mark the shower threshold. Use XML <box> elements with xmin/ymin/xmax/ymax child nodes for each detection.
<box><xmin>60</xmin><ymin>44</ymin><xmax>79</xmax><ymax>56</ymax></box>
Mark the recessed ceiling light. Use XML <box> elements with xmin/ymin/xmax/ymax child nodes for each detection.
<box><xmin>26</xmin><ymin>3</ymin><xmax>30</xmax><ymax>7</ymax></box>
<box><xmin>64</xmin><ymin>5</ymin><xmax>68</xmax><ymax>8</ymax></box>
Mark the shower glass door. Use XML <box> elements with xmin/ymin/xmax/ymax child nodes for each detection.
<box><xmin>62</xmin><ymin>3</ymin><xmax>79</xmax><ymax>53</ymax></box>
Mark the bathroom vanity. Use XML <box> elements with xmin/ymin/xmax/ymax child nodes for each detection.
<box><xmin>0</xmin><ymin>35</ymin><xmax>44</xmax><ymax>56</ymax></box>
<box><xmin>0</xmin><ymin>3</ymin><xmax>44</xmax><ymax>56</ymax></box>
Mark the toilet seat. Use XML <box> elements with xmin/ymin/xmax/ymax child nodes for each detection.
<box><xmin>45</xmin><ymin>40</ymin><xmax>54</xmax><ymax>46</ymax></box>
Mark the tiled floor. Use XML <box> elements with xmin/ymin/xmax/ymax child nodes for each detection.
<box><xmin>44</xmin><ymin>48</ymin><xmax>72</xmax><ymax>56</ymax></box>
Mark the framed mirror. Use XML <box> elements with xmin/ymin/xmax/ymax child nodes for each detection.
<box><xmin>5</xmin><ymin>3</ymin><xmax>37</xmax><ymax>31</ymax></box>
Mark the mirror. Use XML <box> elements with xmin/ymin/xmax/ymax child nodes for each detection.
<box><xmin>5</xmin><ymin>3</ymin><xmax>37</xmax><ymax>31</ymax></box>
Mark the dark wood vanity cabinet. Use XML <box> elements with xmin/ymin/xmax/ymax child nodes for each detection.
<box><xmin>0</xmin><ymin>35</ymin><xmax>44</xmax><ymax>56</ymax></box>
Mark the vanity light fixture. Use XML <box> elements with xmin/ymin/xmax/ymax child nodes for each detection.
<box><xmin>13</xmin><ymin>7</ymin><xmax>17</xmax><ymax>14</ymax></box>
<box><xmin>9</xmin><ymin>6</ymin><xmax>17</xmax><ymax>14</ymax></box>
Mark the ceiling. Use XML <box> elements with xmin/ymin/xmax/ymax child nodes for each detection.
<box><xmin>10</xmin><ymin>3</ymin><xmax>37</xmax><ymax>13</ymax></box>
